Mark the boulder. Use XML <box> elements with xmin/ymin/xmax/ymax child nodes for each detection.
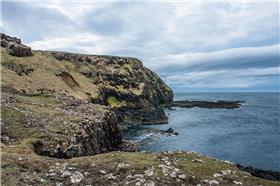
<box><xmin>165</xmin><ymin>127</ymin><xmax>179</xmax><ymax>135</ymax></box>
<box><xmin>8</xmin><ymin>43</ymin><xmax>32</xmax><ymax>57</ymax></box>
<box><xmin>1</xmin><ymin>33</ymin><xmax>32</xmax><ymax>57</ymax></box>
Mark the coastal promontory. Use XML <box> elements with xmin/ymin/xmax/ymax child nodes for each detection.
<box><xmin>1</xmin><ymin>33</ymin><xmax>279</xmax><ymax>186</ymax></box>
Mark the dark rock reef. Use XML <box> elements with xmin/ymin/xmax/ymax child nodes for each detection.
<box><xmin>168</xmin><ymin>100</ymin><xmax>244</xmax><ymax>109</ymax></box>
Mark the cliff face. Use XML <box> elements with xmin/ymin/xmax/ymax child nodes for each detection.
<box><xmin>1</xmin><ymin>33</ymin><xmax>173</xmax><ymax>125</ymax></box>
<box><xmin>1</xmin><ymin>33</ymin><xmax>172</xmax><ymax>159</ymax></box>
<box><xmin>2</xmin><ymin>93</ymin><xmax>124</xmax><ymax>158</ymax></box>
<box><xmin>50</xmin><ymin>51</ymin><xmax>173</xmax><ymax>124</ymax></box>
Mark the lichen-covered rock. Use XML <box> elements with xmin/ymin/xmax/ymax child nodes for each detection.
<box><xmin>1</xmin><ymin>33</ymin><xmax>32</xmax><ymax>57</ymax></box>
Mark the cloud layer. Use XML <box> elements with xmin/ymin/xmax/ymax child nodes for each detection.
<box><xmin>1</xmin><ymin>1</ymin><xmax>279</xmax><ymax>91</ymax></box>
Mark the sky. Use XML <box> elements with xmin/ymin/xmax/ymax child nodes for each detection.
<box><xmin>1</xmin><ymin>0</ymin><xmax>279</xmax><ymax>92</ymax></box>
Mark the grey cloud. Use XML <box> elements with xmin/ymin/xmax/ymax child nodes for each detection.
<box><xmin>2</xmin><ymin>1</ymin><xmax>279</xmax><ymax>91</ymax></box>
<box><xmin>150</xmin><ymin>45</ymin><xmax>279</xmax><ymax>74</ymax></box>
<box><xmin>2</xmin><ymin>2</ymin><xmax>78</xmax><ymax>42</ymax></box>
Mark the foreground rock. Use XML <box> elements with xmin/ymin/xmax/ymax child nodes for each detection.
<box><xmin>2</xmin><ymin>150</ymin><xmax>279</xmax><ymax>186</ymax></box>
<box><xmin>168</xmin><ymin>100</ymin><xmax>244</xmax><ymax>109</ymax></box>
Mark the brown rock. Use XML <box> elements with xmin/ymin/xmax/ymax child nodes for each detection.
<box><xmin>1</xmin><ymin>33</ymin><xmax>32</xmax><ymax>57</ymax></box>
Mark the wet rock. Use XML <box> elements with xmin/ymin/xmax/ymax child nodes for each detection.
<box><xmin>165</xmin><ymin>127</ymin><xmax>179</xmax><ymax>135</ymax></box>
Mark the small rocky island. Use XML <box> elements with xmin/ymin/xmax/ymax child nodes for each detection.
<box><xmin>1</xmin><ymin>33</ymin><xmax>279</xmax><ymax>186</ymax></box>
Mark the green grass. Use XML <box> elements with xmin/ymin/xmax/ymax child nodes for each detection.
<box><xmin>1</xmin><ymin>107</ymin><xmax>40</xmax><ymax>140</ymax></box>
<box><xmin>19</xmin><ymin>95</ymin><xmax>60</xmax><ymax>105</ymax></box>
<box><xmin>107</xmin><ymin>96</ymin><xmax>127</xmax><ymax>108</ymax></box>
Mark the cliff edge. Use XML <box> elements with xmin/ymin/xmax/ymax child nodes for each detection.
<box><xmin>1</xmin><ymin>33</ymin><xmax>172</xmax><ymax>158</ymax></box>
<box><xmin>1</xmin><ymin>34</ymin><xmax>279</xmax><ymax>186</ymax></box>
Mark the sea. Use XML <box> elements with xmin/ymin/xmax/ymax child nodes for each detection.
<box><xmin>124</xmin><ymin>92</ymin><xmax>280</xmax><ymax>171</ymax></box>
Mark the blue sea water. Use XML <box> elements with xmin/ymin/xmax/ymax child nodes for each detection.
<box><xmin>124</xmin><ymin>92</ymin><xmax>280</xmax><ymax>171</ymax></box>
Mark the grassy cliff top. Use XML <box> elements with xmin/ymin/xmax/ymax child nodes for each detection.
<box><xmin>1</xmin><ymin>48</ymin><xmax>172</xmax><ymax>106</ymax></box>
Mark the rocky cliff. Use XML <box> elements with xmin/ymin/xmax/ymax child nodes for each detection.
<box><xmin>1</xmin><ymin>33</ymin><xmax>172</xmax><ymax>159</ymax></box>
<box><xmin>2</xmin><ymin>34</ymin><xmax>279</xmax><ymax>186</ymax></box>
<box><xmin>1</xmin><ymin>33</ymin><xmax>173</xmax><ymax>125</ymax></box>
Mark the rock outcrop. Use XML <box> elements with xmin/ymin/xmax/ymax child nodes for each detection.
<box><xmin>1</xmin><ymin>93</ymin><xmax>131</xmax><ymax>159</ymax></box>
<box><xmin>51</xmin><ymin>51</ymin><xmax>173</xmax><ymax>124</ymax></box>
<box><xmin>168</xmin><ymin>100</ymin><xmax>244</xmax><ymax>109</ymax></box>
<box><xmin>1</xmin><ymin>33</ymin><xmax>32</xmax><ymax>57</ymax></box>
<box><xmin>33</xmin><ymin>104</ymin><xmax>123</xmax><ymax>159</ymax></box>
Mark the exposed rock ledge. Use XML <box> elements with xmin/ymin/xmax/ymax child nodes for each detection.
<box><xmin>167</xmin><ymin>100</ymin><xmax>244</xmax><ymax>109</ymax></box>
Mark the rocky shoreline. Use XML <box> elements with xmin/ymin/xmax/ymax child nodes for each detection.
<box><xmin>1</xmin><ymin>33</ymin><xmax>280</xmax><ymax>185</ymax></box>
<box><xmin>236</xmin><ymin>164</ymin><xmax>280</xmax><ymax>181</ymax></box>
